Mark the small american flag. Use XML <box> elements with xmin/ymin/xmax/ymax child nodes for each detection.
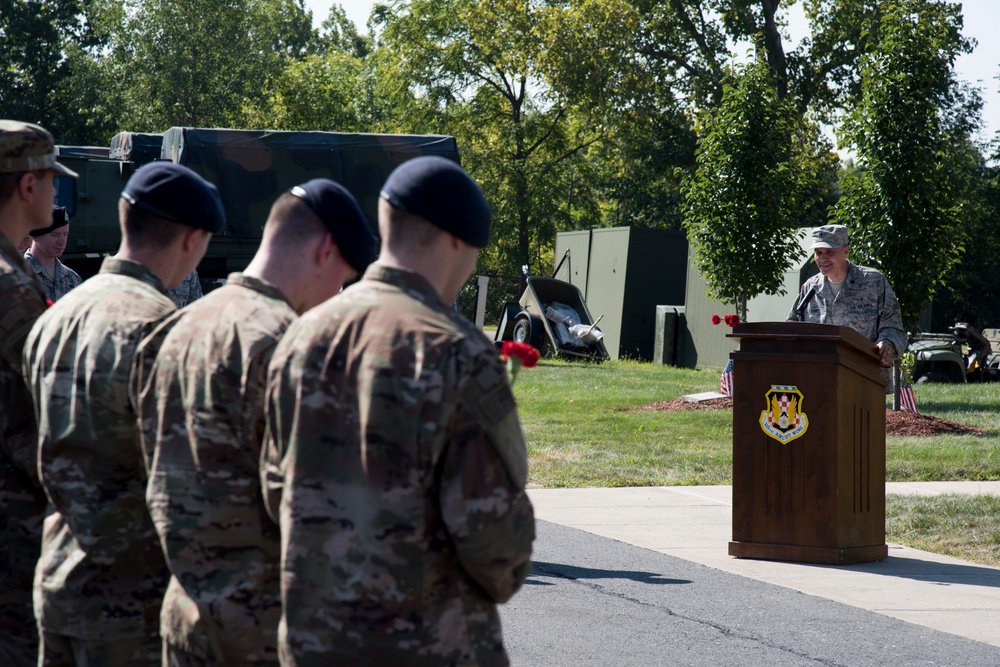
<box><xmin>899</xmin><ymin>383</ymin><xmax>918</xmax><ymax>414</ymax></box>
<box><xmin>720</xmin><ymin>359</ymin><xmax>734</xmax><ymax>396</ymax></box>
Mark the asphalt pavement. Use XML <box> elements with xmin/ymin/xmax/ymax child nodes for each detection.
<box><xmin>498</xmin><ymin>482</ymin><xmax>1000</xmax><ymax>666</ymax></box>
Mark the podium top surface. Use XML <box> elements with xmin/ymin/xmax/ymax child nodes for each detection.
<box><xmin>727</xmin><ymin>321</ymin><xmax>879</xmax><ymax>358</ymax></box>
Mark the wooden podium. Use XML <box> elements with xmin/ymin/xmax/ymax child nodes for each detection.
<box><xmin>727</xmin><ymin>322</ymin><xmax>888</xmax><ymax>565</ymax></box>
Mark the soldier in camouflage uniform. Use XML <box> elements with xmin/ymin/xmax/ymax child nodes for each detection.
<box><xmin>788</xmin><ymin>224</ymin><xmax>908</xmax><ymax>385</ymax></box>
<box><xmin>24</xmin><ymin>205</ymin><xmax>83</xmax><ymax>302</ymax></box>
<box><xmin>0</xmin><ymin>120</ymin><xmax>77</xmax><ymax>667</ymax></box>
<box><xmin>137</xmin><ymin>179</ymin><xmax>377</xmax><ymax>666</ymax></box>
<box><xmin>167</xmin><ymin>268</ymin><xmax>203</xmax><ymax>307</ymax></box>
<box><xmin>23</xmin><ymin>161</ymin><xmax>225</xmax><ymax>667</ymax></box>
<box><xmin>262</xmin><ymin>157</ymin><xmax>536</xmax><ymax>666</ymax></box>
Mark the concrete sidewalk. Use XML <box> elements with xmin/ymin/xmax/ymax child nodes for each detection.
<box><xmin>527</xmin><ymin>482</ymin><xmax>1000</xmax><ymax>648</ymax></box>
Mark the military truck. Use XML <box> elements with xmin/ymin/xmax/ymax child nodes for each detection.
<box><xmin>54</xmin><ymin>127</ymin><xmax>460</xmax><ymax>285</ymax></box>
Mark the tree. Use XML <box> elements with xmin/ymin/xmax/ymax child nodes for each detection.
<box><xmin>830</xmin><ymin>0</ymin><xmax>979</xmax><ymax>328</ymax></box>
<box><xmin>100</xmin><ymin>0</ymin><xmax>316</xmax><ymax>132</ymax></box>
<box><xmin>374</xmin><ymin>0</ymin><xmax>634</xmax><ymax>284</ymax></box>
<box><xmin>250</xmin><ymin>51</ymin><xmax>368</xmax><ymax>132</ymax></box>
<box><xmin>927</xmin><ymin>143</ymin><xmax>1000</xmax><ymax>331</ymax></box>
<box><xmin>0</xmin><ymin>0</ymin><xmax>113</xmax><ymax>144</ymax></box>
<box><xmin>682</xmin><ymin>59</ymin><xmax>836</xmax><ymax>319</ymax></box>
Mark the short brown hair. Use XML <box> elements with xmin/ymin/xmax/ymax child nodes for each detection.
<box><xmin>119</xmin><ymin>198</ymin><xmax>188</xmax><ymax>250</ymax></box>
<box><xmin>380</xmin><ymin>202</ymin><xmax>442</xmax><ymax>252</ymax></box>
<box><xmin>261</xmin><ymin>193</ymin><xmax>330</xmax><ymax>251</ymax></box>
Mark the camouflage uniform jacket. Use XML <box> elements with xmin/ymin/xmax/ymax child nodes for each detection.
<box><xmin>787</xmin><ymin>261</ymin><xmax>908</xmax><ymax>385</ymax></box>
<box><xmin>24</xmin><ymin>256</ymin><xmax>173</xmax><ymax>641</ymax></box>
<box><xmin>262</xmin><ymin>263</ymin><xmax>536</xmax><ymax>667</ymax></box>
<box><xmin>0</xmin><ymin>233</ymin><xmax>48</xmax><ymax>646</ymax></box>
<box><xmin>168</xmin><ymin>269</ymin><xmax>203</xmax><ymax>308</ymax></box>
<box><xmin>24</xmin><ymin>249</ymin><xmax>82</xmax><ymax>302</ymax></box>
<box><xmin>139</xmin><ymin>273</ymin><xmax>295</xmax><ymax>664</ymax></box>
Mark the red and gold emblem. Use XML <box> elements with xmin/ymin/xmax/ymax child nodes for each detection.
<box><xmin>759</xmin><ymin>385</ymin><xmax>809</xmax><ymax>444</ymax></box>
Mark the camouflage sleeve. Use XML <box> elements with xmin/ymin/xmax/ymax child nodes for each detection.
<box><xmin>260</xmin><ymin>357</ymin><xmax>287</xmax><ymax>525</ymax></box>
<box><xmin>131</xmin><ymin>312</ymin><xmax>184</xmax><ymax>472</ymax></box>
<box><xmin>877</xmin><ymin>276</ymin><xmax>908</xmax><ymax>358</ymax></box>
<box><xmin>246</xmin><ymin>342</ymin><xmax>278</xmax><ymax>460</ymax></box>
<box><xmin>0</xmin><ymin>276</ymin><xmax>46</xmax><ymax>370</ymax></box>
<box><xmin>439</xmin><ymin>366</ymin><xmax>535</xmax><ymax>604</ymax></box>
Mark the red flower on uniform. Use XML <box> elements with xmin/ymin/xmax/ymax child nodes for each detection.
<box><xmin>711</xmin><ymin>314</ymin><xmax>722</xmax><ymax>325</ymax></box>
<box><xmin>500</xmin><ymin>341</ymin><xmax>540</xmax><ymax>385</ymax></box>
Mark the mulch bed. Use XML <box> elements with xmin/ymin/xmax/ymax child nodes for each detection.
<box><xmin>634</xmin><ymin>397</ymin><xmax>734</xmax><ymax>412</ymax></box>
<box><xmin>634</xmin><ymin>396</ymin><xmax>983</xmax><ymax>436</ymax></box>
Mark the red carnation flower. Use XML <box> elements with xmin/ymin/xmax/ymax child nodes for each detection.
<box><xmin>500</xmin><ymin>341</ymin><xmax>540</xmax><ymax>385</ymax></box>
<box><xmin>501</xmin><ymin>341</ymin><xmax>540</xmax><ymax>368</ymax></box>
<box><xmin>711</xmin><ymin>314</ymin><xmax>722</xmax><ymax>325</ymax></box>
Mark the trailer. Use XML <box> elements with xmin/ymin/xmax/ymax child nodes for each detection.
<box><xmin>494</xmin><ymin>276</ymin><xmax>610</xmax><ymax>361</ymax></box>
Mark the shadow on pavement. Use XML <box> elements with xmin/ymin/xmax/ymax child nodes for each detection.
<box><xmin>765</xmin><ymin>552</ymin><xmax>1000</xmax><ymax>589</ymax></box>
<box><xmin>528</xmin><ymin>560</ymin><xmax>691</xmax><ymax>587</ymax></box>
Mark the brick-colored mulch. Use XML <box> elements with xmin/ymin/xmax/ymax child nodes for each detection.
<box><xmin>634</xmin><ymin>397</ymin><xmax>982</xmax><ymax>436</ymax></box>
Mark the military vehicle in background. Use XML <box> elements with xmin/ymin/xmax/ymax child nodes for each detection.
<box><xmin>907</xmin><ymin>321</ymin><xmax>999</xmax><ymax>383</ymax></box>
<box><xmin>54</xmin><ymin>127</ymin><xmax>460</xmax><ymax>286</ymax></box>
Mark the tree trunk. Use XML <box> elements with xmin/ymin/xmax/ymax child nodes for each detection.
<box><xmin>760</xmin><ymin>0</ymin><xmax>788</xmax><ymax>99</ymax></box>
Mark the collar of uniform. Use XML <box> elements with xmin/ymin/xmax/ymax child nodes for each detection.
<box><xmin>23</xmin><ymin>249</ymin><xmax>43</xmax><ymax>273</ymax></box>
<box><xmin>99</xmin><ymin>256</ymin><xmax>169</xmax><ymax>295</ymax></box>
<box><xmin>225</xmin><ymin>272</ymin><xmax>293</xmax><ymax>307</ymax></box>
<box><xmin>363</xmin><ymin>262</ymin><xmax>444</xmax><ymax>307</ymax></box>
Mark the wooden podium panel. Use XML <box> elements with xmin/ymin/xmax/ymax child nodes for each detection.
<box><xmin>727</xmin><ymin>322</ymin><xmax>888</xmax><ymax>565</ymax></box>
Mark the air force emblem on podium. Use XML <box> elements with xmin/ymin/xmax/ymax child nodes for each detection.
<box><xmin>759</xmin><ymin>385</ymin><xmax>809</xmax><ymax>444</ymax></box>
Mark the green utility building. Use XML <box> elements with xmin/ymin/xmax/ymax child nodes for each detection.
<box><xmin>554</xmin><ymin>227</ymin><xmax>688</xmax><ymax>361</ymax></box>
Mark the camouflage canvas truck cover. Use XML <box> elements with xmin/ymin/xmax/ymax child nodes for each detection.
<box><xmin>55</xmin><ymin>128</ymin><xmax>460</xmax><ymax>284</ymax></box>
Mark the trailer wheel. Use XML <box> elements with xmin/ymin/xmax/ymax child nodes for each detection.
<box><xmin>513</xmin><ymin>313</ymin><xmax>546</xmax><ymax>350</ymax></box>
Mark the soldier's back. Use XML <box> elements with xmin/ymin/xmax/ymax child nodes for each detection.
<box><xmin>144</xmin><ymin>273</ymin><xmax>295</xmax><ymax>664</ymax></box>
<box><xmin>25</xmin><ymin>259</ymin><xmax>174</xmax><ymax>643</ymax></box>
<box><xmin>268</xmin><ymin>266</ymin><xmax>532</xmax><ymax>667</ymax></box>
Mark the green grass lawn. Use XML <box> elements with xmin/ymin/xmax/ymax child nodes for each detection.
<box><xmin>515</xmin><ymin>359</ymin><xmax>1000</xmax><ymax>566</ymax></box>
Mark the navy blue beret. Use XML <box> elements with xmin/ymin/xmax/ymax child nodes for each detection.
<box><xmin>120</xmin><ymin>161</ymin><xmax>226</xmax><ymax>234</ymax></box>
<box><xmin>380</xmin><ymin>156</ymin><xmax>491</xmax><ymax>248</ymax></box>
<box><xmin>289</xmin><ymin>179</ymin><xmax>378</xmax><ymax>273</ymax></box>
<box><xmin>30</xmin><ymin>205</ymin><xmax>70</xmax><ymax>236</ymax></box>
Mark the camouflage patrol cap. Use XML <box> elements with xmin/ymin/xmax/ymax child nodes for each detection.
<box><xmin>30</xmin><ymin>205</ymin><xmax>70</xmax><ymax>237</ymax></box>
<box><xmin>121</xmin><ymin>161</ymin><xmax>226</xmax><ymax>233</ymax></box>
<box><xmin>289</xmin><ymin>178</ymin><xmax>378</xmax><ymax>273</ymax></box>
<box><xmin>810</xmin><ymin>224</ymin><xmax>850</xmax><ymax>249</ymax></box>
<box><xmin>0</xmin><ymin>120</ymin><xmax>79</xmax><ymax>177</ymax></box>
<box><xmin>380</xmin><ymin>156</ymin><xmax>492</xmax><ymax>248</ymax></box>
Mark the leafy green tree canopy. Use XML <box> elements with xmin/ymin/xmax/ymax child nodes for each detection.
<box><xmin>831</xmin><ymin>0</ymin><xmax>979</xmax><ymax>327</ymax></box>
<box><xmin>683</xmin><ymin>59</ymin><xmax>834</xmax><ymax>317</ymax></box>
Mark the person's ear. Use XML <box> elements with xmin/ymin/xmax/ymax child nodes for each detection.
<box><xmin>19</xmin><ymin>171</ymin><xmax>37</xmax><ymax>202</ymax></box>
<box><xmin>314</xmin><ymin>232</ymin><xmax>336</xmax><ymax>267</ymax></box>
<box><xmin>182</xmin><ymin>227</ymin><xmax>208</xmax><ymax>252</ymax></box>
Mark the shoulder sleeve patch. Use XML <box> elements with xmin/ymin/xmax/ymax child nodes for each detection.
<box><xmin>478</xmin><ymin>381</ymin><xmax>516</xmax><ymax>425</ymax></box>
<box><xmin>473</xmin><ymin>379</ymin><xmax>529</xmax><ymax>489</ymax></box>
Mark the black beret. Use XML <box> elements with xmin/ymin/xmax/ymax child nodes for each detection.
<box><xmin>380</xmin><ymin>156</ymin><xmax>491</xmax><ymax>248</ymax></box>
<box><xmin>288</xmin><ymin>179</ymin><xmax>378</xmax><ymax>273</ymax></box>
<box><xmin>120</xmin><ymin>161</ymin><xmax>225</xmax><ymax>234</ymax></box>
<box><xmin>30</xmin><ymin>205</ymin><xmax>70</xmax><ymax>237</ymax></box>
